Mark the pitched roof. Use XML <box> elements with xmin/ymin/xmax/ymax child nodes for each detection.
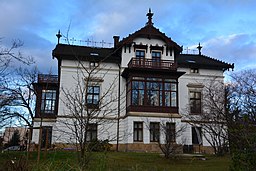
<box><xmin>52</xmin><ymin>44</ymin><xmax>121</xmax><ymax>63</ymax></box>
<box><xmin>117</xmin><ymin>24</ymin><xmax>182</xmax><ymax>53</ymax></box>
<box><xmin>117</xmin><ymin>9</ymin><xmax>182</xmax><ymax>54</ymax></box>
<box><xmin>177</xmin><ymin>54</ymin><xmax>234</xmax><ymax>71</ymax></box>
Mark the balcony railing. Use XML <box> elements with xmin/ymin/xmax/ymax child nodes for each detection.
<box><xmin>128</xmin><ymin>58</ymin><xmax>177</xmax><ymax>70</ymax></box>
<box><xmin>38</xmin><ymin>74</ymin><xmax>58</xmax><ymax>83</ymax></box>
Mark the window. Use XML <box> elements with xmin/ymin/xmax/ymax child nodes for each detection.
<box><xmin>191</xmin><ymin>68</ymin><xmax>199</xmax><ymax>73</ymax></box>
<box><xmin>87</xmin><ymin>123</ymin><xmax>97</xmax><ymax>141</ymax></box>
<box><xmin>166</xmin><ymin>122</ymin><xmax>176</xmax><ymax>143</ymax></box>
<box><xmin>164</xmin><ymin>82</ymin><xmax>177</xmax><ymax>107</ymax></box>
<box><xmin>90</xmin><ymin>61</ymin><xmax>99</xmax><ymax>68</ymax></box>
<box><xmin>87</xmin><ymin>86</ymin><xmax>100</xmax><ymax>108</ymax></box>
<box><xmin>192</xmin><ymin>127</ymin><xmax>202</xmax><ymax>145</ymax></box>
<box><xmin>127</xmin><ymin>77</ymin><xmax>177</xmax><ymax>107</ymax></box>
<box><xmin>41</xmin><ymin>126</ymin><xmax>52</xmax><ymax>148</ymax></box>
<box><xmin>190</xmin><ymin>91</ymin><xmax>201</xmax><ymax>114</ymax></box>
<box><xmin>135</xmin><ymin>50</ymin><xmax>145</xmax><ymax>58</ymax></box>
<box><xmin>41</xmin><ymin>90</ymin><xmax>56</xmax><ymax>114</ymax></box>
<box><xmin>152</xmin><ymin>51</ymin><xmax>161</xmax><ymax>63</ymax></box>
<box><xmin>134</xmin><ymin>122</ymin><xmax>143</xmax><ymax>142</ymax></box>
<box><xmin>150</xmin><ymin>122</ymin><xmax>160</xmax><ymax>142</ymax></box>
<box><xmin>132</xmin><ymin>81</ymin><xmax>145</xmax><ymax>105</ymax></box>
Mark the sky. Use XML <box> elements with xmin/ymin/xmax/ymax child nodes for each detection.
<box><xmin>1</xmin><ymin>0</ymin><xmax>256</xmax><ymax>74</ymax></box>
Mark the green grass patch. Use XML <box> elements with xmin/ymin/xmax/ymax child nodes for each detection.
<box><xmin>0</xmin><ymin>151</ymin><xmax>231</xmax><ymax>171</ymax></box>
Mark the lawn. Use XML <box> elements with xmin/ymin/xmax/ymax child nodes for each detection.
<box><xmin>0</xmin><ymin>151</ymin><xmax>231</xmax><ymax>171</ymax></box>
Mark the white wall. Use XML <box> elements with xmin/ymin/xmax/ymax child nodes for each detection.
<box><xmin>121</xmin><ymin>116</ymin><xmax>183</xmax><ymax>144</ymax></box>
<box><xmin>178</xmin><ymin>67</ymin><xmax>225</xmax><ymax>147</ymax></box>
<box><xmin>58</xmin><ymin>59</ymin><xmax>120</xmax><ymax>118</ymax></box>
<box><xmin>121</xmin><ymin>37</ymin><xmax>174</xmax><ymax>68</ymax></box>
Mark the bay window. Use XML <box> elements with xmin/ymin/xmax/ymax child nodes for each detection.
<box><xmin>127</xmin><ymin>77</ymin><xmax>178</xmax><ymax>108</ymax></box>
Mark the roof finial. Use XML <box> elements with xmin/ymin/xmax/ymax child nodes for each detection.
<box><xmin>146</xmin><ymin>8</ymin><xmax>154</xmax><ymax>26</ymax></box>
<box><xmin>56</xmin><ymin>30</ymin><xmax>62</xmax><ymax>44</ymax></box>
<box><xmin>197</xmin><ymin>42</ymin><xmax>202</xmax><ymax>55</ymax></box>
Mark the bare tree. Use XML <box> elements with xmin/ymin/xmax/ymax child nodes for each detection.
<box><xmin>0</xmin><ymin>38</ymin><xmax>34</xmax><ymax>129</ymax></box>
<box><xmin>144</xmin><ymin>117</ymin><xmax>186</xmax><ymax>158</ymax></box>
<box><xmin>0</xmin><ymin>38</ymin><xmax>33</xmax><ymax>82</ymax></box>
<box><xmin>186</xmin><ymin>80</ymin><xmax>229</xmax><ymax>155</ymax></box>
<box><xmin>227</xmin><ymin>69</ymin><xmax>256</xmax><ymax>171</ymax></box>
<box><xmin>58</xmin><ymin>58</ymin><xmax>121</xmax><ymax>168</ymax></box>
<box><xmin>159</xmin><ymin>120</ymin><xmax>186</xmax><ymax>158</ymax></box>
<box><xmin>0</xmin><ymin>67</ymin><xmax>38</xmax><ymax>128</ymax></box>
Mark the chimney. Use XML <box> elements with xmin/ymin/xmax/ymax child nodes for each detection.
<box><xmin>113</xmin><ymin>36</ymin><xmax>120</xmax><ymax>48</ymax></box>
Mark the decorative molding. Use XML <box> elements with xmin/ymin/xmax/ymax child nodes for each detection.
<box><xmin>187</xmin><ymin>83</ymin><xmax>204</xmax><ymax>88</ymax></box>
<box><xmin>126</xmin><ymin>112</ymin><xmax>182</xmax><ymax>118</ymax></box>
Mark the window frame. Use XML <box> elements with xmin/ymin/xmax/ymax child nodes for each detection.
<box><xmin>150</xmin><ymin>122</ymin><xmax>160</xmax><ymax>142</ymax></box>
<box><xmin>86</xmin><ymin>85</ymin><xmax>100</xmax><ymax>108</ymax></box>
<box><xmin>166</xmin><ymin>122</ymin><xmax>176</xmax><ymax>143</ymax></box>
<box><xmin>127</xmin><ymin>77</ymin><xmax>178</xmax><ymax>108</ymax></box>
<box><xmin>189</xmin><ymin>91</ymin><xmax>202</xmax><ymax>114</ymax></box>
<box><xmin>152</xmin><ymin>50</ymin><xmax>161</xmax><ymax>63</ymax></box>
<box><xmin>41</xmin><ymin>126</ymin><xmax>52</xmax><ymax>148</ymax></box>
<box><xmin>135</xmin><ymin>50</ymin><xmax>146</xmax><ymax>58</ymax></box>
<box><xmin>133</xmin><ymin>122</ymin><xmax>143</xmax><ymax>142</ymax></box>
<box><xmin>192</xmin><ymin>127</ymin><xmax>202</xmax><ymax>145</ymax></box>
<box><xmin>87</xmin><ymin>123</ymin><xmax>97</xmax><ymax>142</ymax></box>
<box><xmin>40</xmin><ymin>89</ymin><xmax>57</xmax><ymax>114</ymax></box>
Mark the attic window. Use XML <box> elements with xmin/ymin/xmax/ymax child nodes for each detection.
<box><xmin>90</xmin><ymin>53</ymin><xmax>99</xmax><ymax>56</ymax></box>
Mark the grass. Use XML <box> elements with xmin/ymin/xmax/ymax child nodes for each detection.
<box><xmin>0</xmin><ymin>151</ymin><xmax>231</xmax><ymax>171</ymax></box>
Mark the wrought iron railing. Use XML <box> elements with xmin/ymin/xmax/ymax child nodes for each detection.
<box><xmin>128</xmin><ymin>58</ymin><xmax>177</xmax><ymax>70</ymax></box>
<box><xmin>38</xmin><ymin>74</ymin><xmax>58</xmax><ymax>83</ymax></box>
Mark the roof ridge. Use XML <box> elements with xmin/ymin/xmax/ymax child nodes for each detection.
<box><xmin>58</xmin><ymin>43</ymin><xmax>113</xmax><ymax>50</ymax></box>
<box><xmin>201</xmin><ymin>54</ymin><xmax>232</xmax><ymax>65</ymax></box>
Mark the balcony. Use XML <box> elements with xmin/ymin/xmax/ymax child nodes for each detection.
<box><xmin>128</xmin><ymin>58</ymin><xmax>177</xmax><ymax>70</ymax></box>
<box><xmin>38</xmin><ymin>74</ymin><xmax>58</xmax><ymax>83</ymax></box>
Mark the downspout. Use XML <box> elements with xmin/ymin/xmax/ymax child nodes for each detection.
<box><xmin>116</xmin><ymin>63</ymin><xmax>121</xmax><ymax>151</ymax></box>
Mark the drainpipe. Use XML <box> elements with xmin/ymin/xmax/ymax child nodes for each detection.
<box><xmin>116</xmin><ymin>64</ymin><xmax>121</xmax><ymax>151</ymax></box>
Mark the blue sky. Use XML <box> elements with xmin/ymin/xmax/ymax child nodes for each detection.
<box><xmin>1</xmin><ymin>0</ymin><xmax>256</xmax><ymax>74</ymax></box>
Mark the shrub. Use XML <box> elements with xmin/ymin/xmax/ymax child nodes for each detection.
<box><xmin>88</xmin><ymin>139</ymin><xmax>112</xmax><ymax>152</ymax></box>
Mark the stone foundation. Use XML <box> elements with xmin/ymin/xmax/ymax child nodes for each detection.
<box><xmin>114</xmin><ymin>143</ymin><xmax>183</xmax><ymax>153</ymax></box>
<box><xmin>30</xmin><ymin>142</ymin><xmax>215</xmax><ymax>154</ymax></box>
<box><xmin>192</xmin><ymin>145</ymin><xmax>215</xmax><ymax>154</ymax></box>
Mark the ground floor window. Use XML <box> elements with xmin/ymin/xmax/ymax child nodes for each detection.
<box><xmin>87</xmin><ymin>123</ymin><xmax>97</xmax><ymax>141</ymax></box>
<box><xmin>134</xmin><ymin>122</ymin><xmax>143</xmax><ymax>142</ymax></box>
<box><xmin>166</xmin><ymin>122</ymin><xmax>176</xmax><ymax>143</ymax></box>
<box><xmin>150</xmin><ymin>122</ymin><xmax>160</xmax><ymax>142</ymax></box>
<box><xmin>192</xmin><ymin>127</ymin><xmax>202</xmax><ymax>145</ymax></box>
<box><xmin>41</xmin><ymin>126</ymin><xmax>52</xmax><ymax>148</ymax></box>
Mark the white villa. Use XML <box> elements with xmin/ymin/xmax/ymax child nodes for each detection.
<box><xmin>32</xmin><ymin>10</ymin><xmax>233</xmax><ymax>153</ymax></box>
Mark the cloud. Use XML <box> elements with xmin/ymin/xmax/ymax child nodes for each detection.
<box><xmin>1</xmin><ymin>0</ymin><xmax>256</xmax><ymax>74</ymax></box>
<box><xmin>202</xmin><ymin>33</ymin><xmax>256</xmax><ymax>71</ymax></box>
